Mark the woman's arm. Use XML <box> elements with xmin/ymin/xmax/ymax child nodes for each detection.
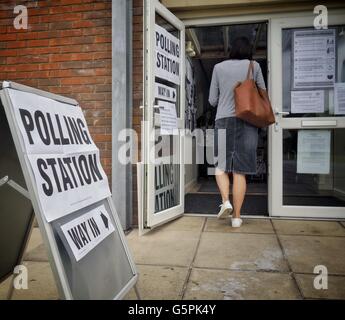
<box><xmin>255</xmin><ymin>62</ymin><xmax>266</xmax><ymax>90</ymax></box>
<box><xmin>209</xmin><ymin>65</ymin><xmax>219</xmax><ymax>107</ymax></box>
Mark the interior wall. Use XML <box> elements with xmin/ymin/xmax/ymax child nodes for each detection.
<box><xmin>193</xmin><ymin>59</ymin><xmax>210</xmax><ymax>119</ymax></box>
<box><xmin>184</xmin><ymin>57</ymin><xmax>211</xmax><ymax>190</ymax></box>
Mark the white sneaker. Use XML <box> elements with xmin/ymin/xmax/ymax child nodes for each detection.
<box><xmin>231</xmin><ymin>218</ymin><xmax>243</xmax><ymax>228</ymax></box>
<box><xmin>217</xmin><ymin>201</ymin><xmax>233</xmax><ymax>220</ymax></box>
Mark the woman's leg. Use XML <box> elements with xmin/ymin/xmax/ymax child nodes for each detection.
<box><xmin>215</xmin><ymin>168</ymin><xmax>230</xmax><ymax>203</ymax></box>
<box><xmin>232</xmin><ymin>173</ymin><xmax>246</xmax><ymax>218</ymax></box>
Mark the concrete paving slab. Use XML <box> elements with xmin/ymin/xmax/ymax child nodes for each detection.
<box><xmin>194</xmin><ymin>233</ymin><xmax>289</xmax><ymax>272</ymax></box>
<box><xmin>155</xmin><ymin>216</ymin><xmax>205</xmax><ymax>233</ymax></box>
<box><xmin>11</xmin><ymin>261</ymin><xmax>59</xmax><ymax>300</ymax></box>
<box><xmin>273</xmin><ymin>220</ymin><xmax>345</xmax><ymax>237</ymax></box>
<box><xmin>0</xmin><ymin>277</ymin><xmax>12</xmax><ymax>300</ymax></box>
<box><xmin>24</xmin><ymin>243</ymin><xmax>49</xmax><ymax>262</ymax></box>
<box><xmin>124</xmin><ymin>265</ymin><xmax>189</xmax><ymax>300</ymax></box>
<box><xmin>205</xmin><ymin>218</ymin><xmax>274</xmax><ymax>234</ymax></box>
<box><xmin>126</xmin><ymin>230</ymin><xmax>200</xmax><ymax>267</ymax></box>
<box><xmin>184</xmin><ymin>268</ymin><xmax>301</xmax><ymax>300</ymax></box>
<box><xmin>280</xmin><ymin>235</ymin><xmax>345</xmax><ymax>275</ymax></box>
<box><xmin>295</xmin><ymin>273</ymin><xmax>345</xmax><ymax>300</ymax></box>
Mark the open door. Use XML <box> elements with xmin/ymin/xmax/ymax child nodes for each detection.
<box><xmin>140</xmin><ymin>0</ymin><xmax>185</xmax><ymax>234</ymax></box>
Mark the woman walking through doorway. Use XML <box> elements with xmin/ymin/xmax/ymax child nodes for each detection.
<box><xmin>209</xmin><ymin>37</ymin><xmax>267</xmax><ymax>228</ymax></box>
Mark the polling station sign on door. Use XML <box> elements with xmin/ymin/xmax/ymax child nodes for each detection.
<box><xmin>155</xmin><ymin>24</ymin><xmax>181</xmax><ymax>86</ymax></box>
<box><xmin>0</xmin><ymin>82</ymin><xmax>138</xmax><ymax>299</ymax></box>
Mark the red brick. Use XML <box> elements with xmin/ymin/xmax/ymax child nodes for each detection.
<box><xmin>50</xmin><ymin>52</ymin><xmax>94</xmax><ymax>62</ymax></box>
<box><xmin>39</xmin><ymin>62</ymin><xmax>61</xmax><ymax>70</ymax></box>
<box><xmin>93</xmin><ymin>134</ymin><xmax>112</xmax><ymax>143</ymax></box>
<box><xmin>82</xmin><ymin>27</ymin><xmax>111</xmax><ymax>36</ymax></box>
<box><xmin>0</xmin><ymin>33</ymin><xmax>16</xmax><ymax>41</ymax></box>
<box><xmin>26</xmin><ymin>39</ymin><xmax>50</xmax><ymax>47</ymax></box>
<box><xmin>0</xmin><ymin>49</ymin><xmax>17</xmax><ymax>57</ymax></box>
<box><xmin>6</xmin><ymin>41</ymin><xmax>26</xmax><ymax>49</ymax></box>
<box><xmin>60</xmin><ymin>77</ymin><xmax>105</xmax><ymax>85</ymax></box>
<box><xmin>40</xmin><ymin>12</ymin><xmax>83</xmax><ymax>23</ymax></box>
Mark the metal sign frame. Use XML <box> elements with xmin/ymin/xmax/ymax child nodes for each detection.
<box><xmin>0</xmin><ymin>81</ymin><xmax>139</xmax><ymax>300</ymax></box>
<box><xmin>0</xmin><ymin>175</ymin><xmax>35</xmax><ymax>300</ymax></box>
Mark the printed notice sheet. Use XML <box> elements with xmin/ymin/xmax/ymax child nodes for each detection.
<box><xmin>293</xmin><ymin>29</ymin><xmax>336</xmax><ymax>89</ymax></box>
<box><xmin>297</xmin><ymin>130</ymin><xmax>331</xmax><ymax>174</ymax></box>
<box><xmin>291</xmin><ymin>90</ymin><xmax>324</xmax><ymax>114</ymax></box>
<box><xmin>334</xmin><ymin>83</ymin><xmax>345</xmax><ymax>115</ymax></box>
<box><xmin>158</xmin><ymin>100</ymin><xmax>178</xmax><ymax>135</ymax></box>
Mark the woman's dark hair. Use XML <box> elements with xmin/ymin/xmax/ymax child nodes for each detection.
<box><xmin>229</xmin><ymin>37</ymin><xmax>253</xmax><ymax>60</ymax></box>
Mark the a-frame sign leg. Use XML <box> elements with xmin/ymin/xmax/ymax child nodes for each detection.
<box><xmin>134</xmin><ymin>284</ymin><xmax>142</xmax><ymax>300</ymax></box>
<box><xmin>1</xmin><ymin>175</ymin><xmax>34</xmax><ymax>300</ymax></box>
<box><xmin>6</xmin><ymin>275</ymin><xmax>15</xmax><ymax>300</ymax></box>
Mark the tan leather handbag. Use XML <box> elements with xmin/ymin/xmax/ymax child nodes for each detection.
<box><xmin>234</xmin><ymin>61</ymin><xmax>275</xmax><ymax>128</ymax></box>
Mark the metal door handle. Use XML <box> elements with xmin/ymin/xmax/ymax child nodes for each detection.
<box><xmin>275</xmin><ymin>108</ymin><xmax>290</xmax><ymax>116</ymax></box>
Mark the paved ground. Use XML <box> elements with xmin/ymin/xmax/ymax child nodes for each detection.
<box><xmin>1</xmin><ymin>216</ymin><xmax>345</xmax><ymax>300</ymax></box>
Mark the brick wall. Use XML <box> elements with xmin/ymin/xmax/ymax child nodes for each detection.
<box><xmin>0</xmin><ymin>0</ymin><xmax>112</xmax><ymax>182</ymax></box>
<box><xmin>132</xmin><ymin>0</ymin><xmax>143</xmax><ymax>226</ymax></box>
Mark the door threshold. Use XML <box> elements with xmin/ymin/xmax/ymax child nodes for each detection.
<box><xmin>183</xmin><ymin>213</ymin><xmax>268</xmax><ymax>219</ymax></box>
<box><xmin>183</xmin><ymin>213</ymin><xmax>345</xmax><ymax>222</ymax></box>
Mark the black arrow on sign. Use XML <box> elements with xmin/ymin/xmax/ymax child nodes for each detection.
<box><xmin>100</xmin><ymin>212</ymin><xmax>109</xmax><ymax>230</ymax></box>
<box><xmin>173</xmin><ymin>91</ymin><xmax>176</xmax><ymax>99</ymax></box>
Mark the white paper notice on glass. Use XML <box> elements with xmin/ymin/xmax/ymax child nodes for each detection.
<box><xmin>291</xmin><ymin>90</ymin><xmax>324</xmax><ymax>114</ymax></box>
<box><xmin>334</xmin><ymin>83</ymin><xmax>345</xmax><ymax>115</ymax></box>
<box><xmin>60</xmin><ymin>204</ymin><xmax>115</xmax><ymax>262</ymax></box>
<box><xmin>159</xmin><ymin>100</ymin><xmax>178</xmax><ymax>135</ymax></box>
<box><xmin>293</xmin><ymin>29</ymin><xmax>336</xmax><ymax>89</ymax></box>
<box><xmin>297</xmin><ymin>130</ymin><xmax>331</xmax><ymax>174</ymax></box>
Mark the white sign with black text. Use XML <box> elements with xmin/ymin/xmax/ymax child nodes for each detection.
<box><xmin>155</xmin><ymin>82</ymin><xmax>177</xmax><ymax>103</ymax></box>
<box><xmin>8</xmin><ymin>89</ymin><xmax>111</xmax><ymax>222</ymax></box>
<box><xmin>9</xmin><ymin>90</ymin><xmax>97</xmax><ymax>155</ymax></box>
<box><xmin>61</xmin><ymin>205</ymin><xmax>115</xmax><ymax>262</ymax></box>
<box><xmin>155</xmin><ymin>24</ymin><xmax>180</xmax><ymax>85</ymax></box>
<box><xmin>155</xmin><ymin>163</ymin><xmax>176</xmax><ymax>213</ymax></box>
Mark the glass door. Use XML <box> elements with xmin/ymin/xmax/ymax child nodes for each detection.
<box><xmin>140</xmin><ymin>0</ymin><xmax>185</xmax><ymax>232</ymax></box>
<box><xmin>270</xmin><ymin>10</ymin><xmax>345</xmax><ymax>218</ymax></box>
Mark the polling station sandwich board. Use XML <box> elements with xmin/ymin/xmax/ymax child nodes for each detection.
<box><xmin>0</xmin><ymin>81</ymin><xmax>138</xmax><ymax>300</ymax></box>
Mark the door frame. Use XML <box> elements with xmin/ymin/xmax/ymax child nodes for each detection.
<box><xmin>181</xmin><ymin>8</ymin><xmax>345</xmax><ymax>219</ymax></box>
<box><xmin>141</xmin><ymin>0</ymin><xmax>186</xmax><ymax>234</ymax></box>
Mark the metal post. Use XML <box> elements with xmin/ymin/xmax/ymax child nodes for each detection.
<box><xmin>112</xmin><ymin>0</ymin><xmax>133</xmax><ymax>230</ymax></box>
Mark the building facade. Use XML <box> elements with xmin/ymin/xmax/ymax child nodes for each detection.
<box><xmin>1</xmin><ymin>0</ymin><xmax>345</xmax><ymax>232</ymax></box>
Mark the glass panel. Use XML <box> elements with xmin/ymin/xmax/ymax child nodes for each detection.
<box><xmin>154</xmin><ymin>13</ymin><xmax>181</xmax><ymax>214</ymax></box>
<box><xmin>283</xmin><ymin>128</ymin><xmax>345</xmax><ymax>207</ymax></box>
<box><xmin>282</xmin><ymin>26</ymin><xmax>345</xmax><ymax>117</ymax></box>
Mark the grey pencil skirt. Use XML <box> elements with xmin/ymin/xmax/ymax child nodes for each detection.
<box><xmin>214</xmin><ymin>117</ymin><xmax>258</xmax><ymax>175</ymax></box>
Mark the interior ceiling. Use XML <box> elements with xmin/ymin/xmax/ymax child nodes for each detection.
<box><xmin>187</xmin><ymin>23</ymin><xmax>268</xmax><ymax>82</ymax></box>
